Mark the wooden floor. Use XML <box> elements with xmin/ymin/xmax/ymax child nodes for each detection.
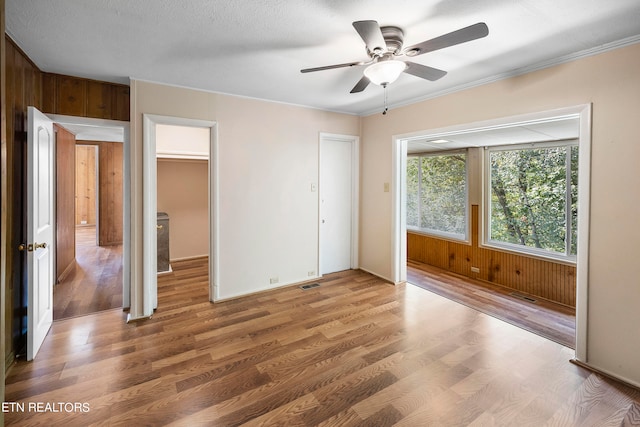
<box><xmin>6</xmin><ymin>259</ymin><xmax>640</xmax><ymax>426</ymax></box>
<box><xmin>53</xmin><ymin>226</ymin><xmax>123</xmax><ymax>320</ymax></box>
<box><xmin>408</xmin><ymin>260</ymin><xmax>576</xmax><ymax>348</ymax></box>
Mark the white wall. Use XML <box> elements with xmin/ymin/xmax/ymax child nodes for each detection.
<box><xmin>360</xmin><ymin>43</ymin><xmax>640</xmax><ymax>386</ymax></box>
<box><xmin>130</xmin><ymin>81</ymin><xmax>359</xmax><ymax>304</ymax></box>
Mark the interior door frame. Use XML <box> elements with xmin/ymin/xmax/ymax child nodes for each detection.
<box><xmin>391</xmin><ymin>104</ymin><xmax>592</xmax><ymax>361</ymax></box>
<box><xmin>142</xmin><ymin>114</ymin><xmax>218</xmax><ymax>315</ymax></box>
<box><xmin>318</xmin><ymin>133</ymin><xmax>360</xmax><ymax>275</ymax></box>
<box><xmin>48</xmin><ymin>114</ymin><xmax>131</xmax><ymax>308</ymax></box>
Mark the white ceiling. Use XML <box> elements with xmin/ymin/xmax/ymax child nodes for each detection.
<box><xmin>6</xmin><ymin>0</ymin><xmax>640</xmax><ymax>116</ymax></box>
<box><xmin>407</xmin><ymin>116</ymin><xmax>579</xmax><ymax>154</ymax></box>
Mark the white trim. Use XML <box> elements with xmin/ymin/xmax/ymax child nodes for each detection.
<box><xmin>318</xmin><ymin>133</ymin><xmax>360</xmax><ymax>275</ymax></box>
<box><xmin>391</xmin><ymin>137</ymin><xmax>407</xmax><ymax>284</ymax></box>
<box><xmin>142</xmin><ymin>114</ymin><xmax>219</xmax><ymax>315</ymax></box>
<box><xmin>574</xmin><ymin>104</ymin><xmax>592</xmax><ymax>362</ymax></box>
<box><xmin>392</xmin><ymin>105</ymin><xmax>592</xmax><ymax>357</ymax></box>
<box><xmin>156</xmin><ymin>150</ymin><xmax>209</xmax><ymax>160</ymax></box>
<box><xmin>142</xmin><ymin>115</ymin><xmax>158</xmax><ymax>314</ymax></box>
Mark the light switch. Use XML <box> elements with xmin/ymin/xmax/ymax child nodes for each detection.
<box><xmin>383</xmin><ymin>182</ymin><xmax>390</xmax><ymax>192</ymax></box>
<box><xmin>311</xmin><ymin>183</ymin><xmax>317</xmax><ymax>192</ymax></box>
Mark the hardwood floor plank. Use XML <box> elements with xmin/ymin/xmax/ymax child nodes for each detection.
<box><xmin>408</xmin><ymin>259</ymin><xmax>576</xmax><ymax>348</ymax></box>
<box><xmin>54</xmin><ymin>226</ymin><xmax>123</xmax><ymax>320</ymax></box>
<box><xmin>5</xmin><ymin>259</ymin><xmax>639</xmax><ymax>426</ymax></box>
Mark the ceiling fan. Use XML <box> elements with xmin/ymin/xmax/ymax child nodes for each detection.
<box><xmin>301</xmin><ymin>20</ymin><xmax>489</xmax><ymax>94</ymax></box>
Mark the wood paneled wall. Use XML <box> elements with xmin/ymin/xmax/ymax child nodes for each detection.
<box><xmin>3</xmin><ymin>37</ymin><xmax>42</xmax><ymax>365</ymax></box>
<box><xmin>1</xmin><ymin>2</ymin><xmax>7</xmax><ymax>407</ymax></box>
<box><xmin>55</xmin><ymin>124</ymin><xmax>76</xmax><ymax>282</ymax></box>
<box><xmin>75</xmin><ymin>145</ymin><xmax>97</xmax><ymax>226</ymax></box>
<box><xmin>408</xmin><ymin>205</ymin><xmax>576</xmax><ymax>307</ymax></box>
<box><xmin>78</xmin><ymin>140</ymin><xmax>124</xmax><ymax>246</ymax></box>
<box><xmin>3</xmin><ymin>34</ymin><xmax>130</xmax><ymax>367</ymax></box>
<box><xmin>42</xmin><ymin>73</ymin><xmax>129</xmax><ymax>121</ymax></box>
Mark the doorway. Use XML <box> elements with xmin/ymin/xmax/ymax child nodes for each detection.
<box><xmin>155</xmin><ymin>124</ymin><xmax>210</xmax><ymax>301</ymax></box>
<box><xmin>391</xmin><ymin>105</ymin><xmax>592</xmax><ymax>360</ymax></box>
<box><xmin>49</xmin><ymin>114</ymin><xmax>131</xmax><ymax>313</ymax></box>
<box><xmin>54</xmin><ymin>139</ymin><xmax>125</xmax><ymax>320</ymax></box>
<box><xmin>319</xmin><ymin>133</ymin><xmax>359</xmax><ymax>275</ymax></box>
<box><xmin>141</xmin><ymin>114</ymin><xmax>217</xmax><ymax>318</ymax></box>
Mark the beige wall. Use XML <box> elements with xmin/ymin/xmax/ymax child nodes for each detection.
<box><xmin>157</xmin><ymin>159</ymin><xmax>209</xmax><ymax>260</ymax></box>
<box><xmin>360</xmin><ymin>43</ymin><xmax>640</xmax><ymax>386</ymax></box>
<box><xmin>130</xmin><ymin>80</ymin><xmax>360</xmax><ymax>312</ymax></box>
<box><xmin>129</xmin><ymin>43</ymin><xmax>640</xmax><ymax>387</ymax></box>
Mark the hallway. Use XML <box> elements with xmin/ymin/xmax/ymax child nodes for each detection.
<box><xmin>53</xmin><ymin>226</ymin><xmax>123</xmax><ymax>319</ymax></box>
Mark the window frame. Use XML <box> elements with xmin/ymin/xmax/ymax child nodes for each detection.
<box><xmin>407</xmin><ymin>149</ymin><xmax>469</xmax><ymax>243</ymax></box>
<box><xmin>482</xmin><ymin>139</ymin><xmax>579</xmax><ymax>263</ymax></box>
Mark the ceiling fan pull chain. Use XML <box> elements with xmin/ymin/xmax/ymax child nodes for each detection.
<box><xmin>383</xmin><ymin>83</ymin><xmax>388</xmax><ymax>115</ymax></box>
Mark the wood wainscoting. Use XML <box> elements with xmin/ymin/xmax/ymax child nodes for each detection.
<box><xmin>408</xmin><ymin>205</ymin><xmax>576</xmax><ymax>307</ymax></box>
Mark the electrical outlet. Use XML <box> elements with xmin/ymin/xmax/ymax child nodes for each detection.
<box><xmin>471</xmin><ymin>267</ymin><xmax>480</xmax><ymax>273</ymax></box>
<box><xmin>270</xmin><ymin>277</ymin><xmax>279</xmax><ymax>284</ymax></box>
<box><xmin>308</xmin><ymin>271</ymin><xmax>315</xmax><ymax>277</ymax></box>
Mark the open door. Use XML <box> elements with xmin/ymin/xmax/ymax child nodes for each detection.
<box><xmin>26</xmin><ymin>106</ymin><xmax>55</xmax><ymax>360</ymax></box>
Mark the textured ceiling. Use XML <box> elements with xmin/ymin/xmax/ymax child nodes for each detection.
<box><xmin>6</xmin><ymin>0</ymin><xmax>640</xmax><ymax>115</ymax></box>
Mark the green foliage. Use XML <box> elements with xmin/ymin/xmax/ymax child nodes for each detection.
<box><xmin>407</xmin><ymin>157</ymin><xmax>420</xmax><ymax>228</ymax></box>
<box><xmin>489</xmin><ymin>145</ymin><xmax>578</xmax><ymax>256</ymax></box>
<box><xmin>407</xmin><ymin>153</ymin><xmax>466</xmax><ymax>237</ymax></box>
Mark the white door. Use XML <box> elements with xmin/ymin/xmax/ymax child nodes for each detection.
<box><xmin>26</xmin><ymin>106</ymin><xmax>55</xmax><ymax>361</ymax></box>
<box><xmin>320</xmin><ymin>138</ymin><xmax>353</xmax><ymax>274</ymax></box>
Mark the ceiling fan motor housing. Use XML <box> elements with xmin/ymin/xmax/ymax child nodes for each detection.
<box><xmin>380</xmin><ymin>26</ymin><xmax>404</xmax><ymax>55</ymax></box>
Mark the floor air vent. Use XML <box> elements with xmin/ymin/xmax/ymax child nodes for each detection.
<box><xmin>510</xmin><ymin>292</ymin><xmax>537</xmax><ymax>303</ymax></box>
<box><xmin>300</xmin><ymin>283</ymin><xmax>320</xmax><ymax>290</ymax></box>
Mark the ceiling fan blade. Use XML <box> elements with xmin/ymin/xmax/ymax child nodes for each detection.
<box><xmin>404</xmin><ymin>62</ymin><xmax>447</xmax><ymax>81</ymax></box>
<box><xmin>353</xmin><ymin>20</ymin><xmax>387</xmax><ymax>54</ymax></box>
<box><xmin>301</xmin><ymin>61</ymin><xmax>365</xmax><ymax>73</ymax></box>
<box><xmin>350</xmin><ymin>76</ymin><xmax>370</xmax><ymax>93</ymax></box>
<box><xmin>403</xmin><ymin>22</ymin><xmax>489</xmax><ymax>56</ymax></box>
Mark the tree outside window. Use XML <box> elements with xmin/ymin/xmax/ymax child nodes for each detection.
<box><xmin>407</xmin><ymin>152</ymin><xmax>467</xmax><ymax>240</ymax></box>
<box><xmin>488</xmin><ymin>143</ymin><xmax>578</xmax><ymax>259</ymax></box>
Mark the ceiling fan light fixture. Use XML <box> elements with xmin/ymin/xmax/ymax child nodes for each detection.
<box><xmin>364</xmin><ymin>60</ymin><xmax>407</xmax><ymax>86</ymax></box>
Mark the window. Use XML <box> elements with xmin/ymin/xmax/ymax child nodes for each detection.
<box><xmin>486</xmin><ymin>142</ymin><xmax>578</xmax><ymax>260</ymax></box>
<box><xmin>407</xmin><ymin>151</ymin><xmax>467</xmax><ymax>240</ymax></box>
